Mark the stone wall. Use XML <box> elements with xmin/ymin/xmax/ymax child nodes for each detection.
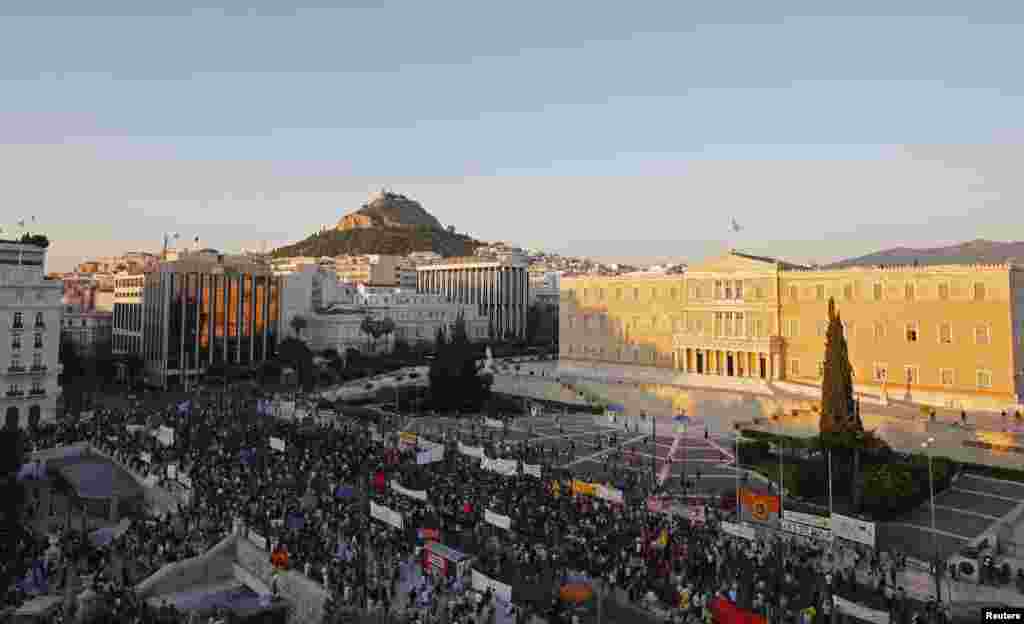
<box><xmin>135</xmin><ymin>534</ymin><xmax>237</xmax><ymax>598</ymax></box>
<box><xmin>235</xmin><ymin>535</ymin><xmax>330</xmax><ymax>624</ymax></box>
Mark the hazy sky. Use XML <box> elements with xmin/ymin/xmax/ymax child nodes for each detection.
<box><xmin>2</xmin><ymin>1</ymin><xmax>1023</xmax><ymax>272</ymax></box>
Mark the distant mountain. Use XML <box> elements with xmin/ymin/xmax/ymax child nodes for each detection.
<box><xmin>272</xmin><ymin>191</ymin><xmax>482</xmax><ymax>258</ymax></box>
<box><xmin>829</xmin><ymin>239</ymin><xmax>1024</xmax><ymax>268</ymax></box>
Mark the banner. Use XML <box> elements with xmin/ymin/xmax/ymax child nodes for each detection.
<box><xmin>417</xmin><ymin>440</ymin><xmax>445</xmax><ymax>464</ymax></box>
<box><xmin>523</xmin><ymin>463</ymin><xmax>542</xmax><ymax>478</ymax></box>
<box><xmin>157</xmin><ymin>426</ymin><xmax>175</xmax><ymax>447</ymax></box>
<box><xmin>391</xmin><ymin>480</ymin><xmax>428</xmax><ymax>502</ymax></box>
<box><xmin>720</xmin><ymin>521</ymin><xmax>755</xmax><ymax>541</ymax></box>
<box><xmin>484</xmin><ymin>509</ymin><xmax>512</xmax><ymax>530</ymax></box>
<box><xmin>472</xmin><ymin>569</ymin><xmax>513</xmax><ymax>604</ymax></box>
<box><xmin>399</xmin><ymin>432</ymin><xmax>419</xmax><ymax>451</ymax></box>
<box><xmin>783</xmin><ymin>510</ymin><xmax>830</xmax><ymax>530</ymax></box>
<box><xmin>458</xmin><ymin>443</ymin><xmax>484</xmax><ymax>459</ymax></box>
<box><xmin>739</xmin><ymin>489</ymin><xmax>780</xmax><ymax>525</ymax></box>
<box><xmin>571</xmin><ymin>480</ymin><xmax>597</xmax><ymax>497</ymax></box>
<box><xmin>646</xmin><ymin>496</ymin><xmax>666</xmax><ymax>514</ymax></box>
<box><xmin>481</xmin><ymin>457</ymin><xmax>518</xmax><ymax>476</ymax></box>
<box><xmin>595</xmin><ymin>484</ymin><xmax>624</xmax><ymax>504</ymax></box>
<box><xmin>712</xmin><ymin>596</ymin><xmax>767</xmax><ymax>624</ymax></box>
<box><xmin>166</xmin><ymin>464</ymin><xmax>178</xmax><ymax>480</ymax></box>
<box><xmin>831</xmin><ymin>513</ymin><xmax>876</xmax><ymax>548</ymax></box>
<box><xmin>139</xmin><ymin>452</ymin><xmax>152</xmax><ymax>464</ymax></box>
<box><xmin>370</xmin><ymin>502</ymin><xmax>404</xmax><ymax>530</ymax></box>
<box><xmin>484</xmin><ymin>418</ymin><xmax>504</xmax><ymax>429</ymax></box>
<box><xmin>832</xmin><ymin>595</ymin><xmax>890</xmax><ymax>624</ymax></box>
<box><xmin>269</xmin><ymin>437</ymin><xmax>286</xmax><ymax>452</ymax></box>
<box><xmin>178</xmin><ymin>474</ymin><xmax>193</xmax><ymax>489</ymax></box>
<box><xmin>780</xmin><ymin>519</ymin><xmax>832</xmax><ymax>542</ymax></box>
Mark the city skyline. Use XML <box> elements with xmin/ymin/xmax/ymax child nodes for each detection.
<box><xmin>3</xmin><ymin>2</ymin><xmax>1024</xmax><ymax>272</ymax></box>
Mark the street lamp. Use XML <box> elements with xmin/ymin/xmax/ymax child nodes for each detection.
<box><xmin>921</xmin><ymin>437</ymin><xmax>941</xmax><ymax>604</ymax></box>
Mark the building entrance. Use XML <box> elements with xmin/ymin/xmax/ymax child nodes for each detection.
<box><xmin>696</xmin><ymin>352</ymin><xmax>704</xmax><ymax>374</ymax></box>
<box><xmin>759</xmin><ymin>355</ymin><xmax>767</xmax><ymax>379</ymax></box>
<box><xmin>726</xmin><ymin>353</ymin><xmax>734</xmax><ymax>377</ymax></box>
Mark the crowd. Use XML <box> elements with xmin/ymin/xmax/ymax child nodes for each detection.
<box><xmin>3</xmin><ymin>387</ymin><xmax>949</xmax><ymax>624</ymax></box>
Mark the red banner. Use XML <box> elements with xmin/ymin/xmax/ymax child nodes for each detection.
<box><xmin>712</xmin><ymin>597</ymin><xmax>766</xmax><ymax>624</ymax></box>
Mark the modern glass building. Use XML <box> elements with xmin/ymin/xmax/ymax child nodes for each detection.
<box><xmin>142</xmin><ymin>251</ymin><xmax>281</xmax><ymax>388</ymax></box>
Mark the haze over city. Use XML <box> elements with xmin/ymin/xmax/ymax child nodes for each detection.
<box><xmin>3</xmin><ymin>1</ymin><xmax>1024</xmax><ymax>272</ymax></box>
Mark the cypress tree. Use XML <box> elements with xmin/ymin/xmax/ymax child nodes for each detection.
<box><xmin>820</xmin><ymin>297</ymin><xmax>859</xmax><ymax>434</ymax></box>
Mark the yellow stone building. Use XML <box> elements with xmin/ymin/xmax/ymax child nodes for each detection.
<box><xmin>560</xmin><ymin>251</ymin><xmax>1024</xmax><ymax>411</ymax></box>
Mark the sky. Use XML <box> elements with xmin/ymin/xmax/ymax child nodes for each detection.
<box><xmin>2</xmin><ymin>1</ymin><xmax>1023</xmax><ymax>272</ymax></box>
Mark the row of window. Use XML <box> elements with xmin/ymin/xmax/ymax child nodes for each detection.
<box><xmin>794</xmin><ymin>359</ymin><xmax>993</xmax><ymax>389</ymax></box>
<box><xmin>786</xmin><ymin>319</ymin><xmax>993</xmax><ymax>345</ymax></box>
<box><xmin>7</xmin><ymin>312</ymin><xmax>46</xmax><ymax>329</ymax></box>
<box><xmin>569</xmin><ymin>280</ymin><xmax>995</xmax><ymax>304</ymax></box>
<box><xmin>564</xmin><ymin>343</ymin><xmax>660</xmax><ymax>363</ymax></box>
<box><xmin>10</xmin><ymin>333</ymin><xmax>44</xmax><ymax>351</ymax></box>
<box><xmin>8</xmin><ymin>354</ymin><xmax>46</xmax><ymax>370</ymax></box>
<box><xmin>5</xmin><ymin>382</ymin><xmax>46</xmax><ymax>395</ymax></box>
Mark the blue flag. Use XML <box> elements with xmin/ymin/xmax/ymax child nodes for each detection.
<box><xmin>334</xmin><ymin>485</ymin><xmax>355</xmax><ymax>499</ymax></box>
<box><xmin>286</xmin><ymin>512</ymin><xmax>305</xmax><ymax>530</ymax></box>
<box><xmin>177</xmin><ymin>400</ymin><xmax>191</xmax><ymax>415</ymax></box>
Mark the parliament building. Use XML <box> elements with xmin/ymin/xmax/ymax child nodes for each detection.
<box><xmin>560</xmin><ymin>251</ymin><xmax>1024</xmax><ymax>411</ymax></box>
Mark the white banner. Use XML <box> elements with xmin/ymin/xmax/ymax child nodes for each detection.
<box><xmin>720</xmin><ymin>521</ymin><xmax>755</xmax><ymax>541</ymax></box>
<box><xmin>684</xmin><ymin>505</ymin><xmax>706</xmax><ymax>524</ymax></box>
<box><xmin>166</xmin><ymin>464</ymin><xmax>178</xmax><ymax>480</ymax></box>
<box><xmin>484</xmin><ymin>418</ymin><xmax>504</xmax><ymax>429</ymax></box>
<box><xmin>417</xmin><ymin>440</ymin><xmax>445</xmax><ymax>464</ymax></box>
<box><xmin>484</xmin><ymin>509</ymin><xmax>512</xmax><ymax>530</ymax></box>
<box><xmin>249</xmin><ymin>531</ymin><xmax>268</xmax><ymax>551</ymax></box>
<box><xmin>458</xmin><ymin>443</ymin><xmax>484</xmax><ymax>459</ymax></box>
<box><xmin>471</xmin><ymin>570</ymin><xmax>513</xmax><ymax>604</ymax></box>
<box><xmin>832</xmin><ymin>595</ymin><xmax>890</xmax><ymax>624</ymax></box>
<box><xmin>320</xmin><ymin>409</ymin><xmax>337</xmax><ymax>419</ymax></box>
<box><xmin>370</xmin><ymin>502</ymin><xmax>404</xmax><ymax>530</ymax></box>
<box><xmin>781</xmin><ymin>519</ymin><xmax>833</xmax><ymax>542</ymax></box>
<box><xmin>157</xmin><ymin>426</ymin><xmax>175</xmax><ymax>447</ymax></box>
<box><xmin>178</xmin><ymin>474</ymin><xmax>193</xmax><ymax>489</ymax></box>
<box><xmin>595</xmin><ymin>484</ymin><xmax>624</xmax><ymax>504</ymax></box>
<box><xmin>269</xmin><ymin>437</ymin><xmax>286</xmax><ymax>452</ymax></box>
<box><xmin>783</xmin><ymin>510</ymin><xmax>831</xmax><ymax>530</ymax></box>
<box><xmin>139</xmin><ymin>452</ymin><xmax>152</xmax><ymax>464</ymax></box>
<box><xmin>391</xmin><ymin>480</ymin><xmax>428</xmax><ymax>502</ymax></box>
<box><xmin>832</xmin><ymin>513</ymin><xmax>875</xmax><ymax>547</ymax></box>
<box><xmin>523</xmin><ymin>463</ymin><xmax>542</xmax><ymax>478</ymax></box>
<box><xmin>481</xmin><ymin>457</ymin><xmax>518</xmax><ymax>476</ymax></box>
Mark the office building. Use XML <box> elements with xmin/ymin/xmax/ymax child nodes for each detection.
<box><xmin>0</xmin><ymin>240</ymin><xmax>63</xmax><ymax>428</ymax></box>
<box><xmin>416</xmin><ymin>256</ymin><xmax>529</xmax><ymax>339</ymax></box>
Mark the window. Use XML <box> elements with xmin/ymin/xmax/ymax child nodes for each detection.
<box><xmin>976</xmin><ymin>369</ymin><xmax>992</xmax><ymax>389</ymax></box>
<box><xmin>568</xmin><ymin>315</ymin><xmax>575</xmax><ymax>330</ymax></box>
<box><xmin>816</xmin><ymin>320</ymin><xmax>828</xmax><ymax>337</ymax></box>
<box><xmin>724</xmin><ymin>281</ymin><xmax>733</xmax><ymax>300</ymax></box>
<box><xmin>754</xmin><ymin>286</ymin><xmax>764</xmax><ymax>299</ymax></box>
<box><xmin>694</xmin><ymin>319</ymin><xmax>703</xmax><ymax>334</ymax></box>
<box><xmin>715</xmin><ymin>281</ymin><xmax>723</xmax><ymax>299</ymax></box>
<box><xmin>670</xmin><ymin>288</ymin><xmax>678</xmax><ymax>299</ymax></box>
<box><xmin>12</xmin><ymin>312</ymin><xmax>23</xmax><ymax>328</ymax></box>
<box><xmin>904</xmin><ymin>283</ymin><xmax>915</xmax><ymax>301</ymax></box>
<box><xmin>905</xmin><ymin>322</ymin><xmax>919</xmax><ymax>343</ymax></box>
<box><xmin>873</xmin><ymin>321</ymin><xmax>885</xmax><ymax>340</ymax></box>
<box><xmin>633</xmin><ymin>288</ymin><xmax>640</xmax><ymax>300</ymax></box>
<box><xmin>735</xmin><ymin>280</ymin><xmax>744</xmax><ymax>300</ymax></box>
<box><xmin>32</xmin><ymin>354</ymin><xmax>42</xmax><ymax>369</ymax></box>
<box><xmin>873</xmin><ymin>363</ymin><xmax>888</xmax><ymax>382</ymax></box>
<box><xmin>598</xmin><ymin>288</ymin><xmax>605</xmax><ymax>300</ymax></box>
<box><xmin>34</xmin><ymin>312</ymin><xmax>44</xmax><ymax>327</ymax></box>
<box><xmin>650</xmin><ymin>288</ymin><xmax>657</xmax><ymax>300</ymax></box>
<box><xmin>939</xmin><ymin>368</ymin><xmax>954</xmax><ymax>386</ymax></box>
<box><xmin>582</xmin><ymin>288</ymin><xmax>589</xmax><ymax>301</ymax></box>
<box><xmin>567</xmin><ymin>289</ymin><xmax>575</xmax><ymax>300</ymax></box>
<box><xmin>816</xmin><ymin>361</ymin><xmax>825</xmax><ymax>378</ymax></box>
<box><xmin>11</xmin><ymin>338</ymin><xmax>20</xmax><ymax>351</ymax></box>
<box><xmin>790</xmin><ymin>359</ymin><xmax>800</xmax><ymax>377</ymax></box>
<box><xmin>904</xmin><ymin>365</ymin><xmax>919</xmax><ymax>385</ymax></box>
<box><xmin>789</xmin><ymin>285</ymin><xmax>798</xmax><ymax>301</ymax></box>
<box><xmin>633</xmin><ymin>349</ymin><xmax>639</xmax><ymax>362</ymax></box>
<box><xmin>975</xmin><ymin>325</ymin><xmax>991</xmax><ymax>345</ymax></box>
<box><xmin>938</xmin><ymin>283</ymin><xmax>949</xmax><ymax>301</ymax></box>
<box><xmin>816</xmin><ymin>285</ymin><xmax>825</xmax><ymax>300</ymax></box>
<box><xmin>785</xmin><ymin>319</ymin><xmax>799</xmax><ymax>338</ymax></box>
<box><xmin>973</xmin><ymin>283</ymin><xmax>986</xmax><ymax>302</ymax></box>
<box><xmin>872</xmin><ymin>283</ymin><xmax>883</xmax><ymax>301</ymax></box>
<box><xmin>735</xmin><ymin>312</ymin><xmax>745</xmax><ymax>337</ymax></box>
<box><xmin>938</xmin><ymin>323</ymin><xmax>952</xmax><ymax>344</ymax></box>
<box><xmin>689</xmin><ymin>285</ymin><xmax>700</xmax><ymax>299</ymax></box>
<box><xmin>752</xmin><ymin>319</ymin><xmax>763</xmax><ymax>338</ymax></box>
<box><xmin>615</xmin><ymin>288</ymin><xmax>622</xmax><ymax>300</ymax></box>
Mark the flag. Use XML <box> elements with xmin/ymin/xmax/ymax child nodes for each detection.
<box><xmin>177</xmin><ymin>400</ymin><xmax>191</xmax><ymax>415</ymax></box>
<box><xmin>657</xmin><ymin>461</ymin><xmax>671</xmax><ymax>485</ymax></box>
<box><xmin>739</xmin><ymin>488</ymin><xmax>781</xmax><ymax>525</ymax></box>
<box><xmin>653</xmin><ymin>528</ymin><xmax>668</xmax><ymax>548</ymax></box>
<box><xmin>17</xmin><ymin>219</ymin><xmax>25</xmax><ymax>228</ymax></box>
<box><xmin>418</xmin><ymin>528</ymin><xmax>440</xmax><ymax>541</ymax></box>
<box><xmin>334</xmin><ymin>485</ymin><xmax>355</xmax><ymax>499</ymax></box>
<box><xmin>730</xmin><ymin>218</ymin><xmax>743</xmax><ymax>233</ymax></box>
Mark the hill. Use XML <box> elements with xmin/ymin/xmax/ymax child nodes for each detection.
<box><xmin>272</xmin><ymin>191</ymin><xmax>482</xmax><ymax>258</ymax></box>
<box><xmin>829</xmin><ymin>239</ymin><xmax>1024</xmax><ymax>268</ymax></box>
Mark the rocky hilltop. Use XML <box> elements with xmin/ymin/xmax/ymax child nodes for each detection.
<box><xmin>273</xmin><ymin>191</ymin><xmax>481</xmax><ymax>259</ymax></box>
<box><xmin>830</xmin><ymin>239</ymin><xmax>1024</xmax><ymax>268</ymax></box>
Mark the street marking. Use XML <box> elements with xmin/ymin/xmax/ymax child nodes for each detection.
<box><xmin>952</xmin><ymin>487</ymin><xmax>1022</xmax><ymax>503</ymax></box>
<box><xmin>887</xmin><ymin>522</ymin><xmax>971</xmax><ymax>541</ymax></box>
<box><xmin>962</xmin><ymin>472</ymin><xmax>1024</xmax><ymax>490</ymax></box>
<box><xmin>932</xmin><ymin>505</ymin><xmax>1000</xmax><ymax>521</ymax></box>
<box><xmin>562</xmin><ymin>434</ymin><xmax>648</xmax><ymax>468</ymax></box>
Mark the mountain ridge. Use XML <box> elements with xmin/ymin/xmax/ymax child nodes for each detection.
<box><xmin>829</xmin><ymin>239</ymin><xmax>1024</xmax><ymax>268</ymax></box>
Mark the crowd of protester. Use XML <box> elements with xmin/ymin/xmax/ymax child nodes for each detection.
<box><xmin>3</xmin><ymin>387</ymin><xmax>953</xmax><ymax>624</ymax></box>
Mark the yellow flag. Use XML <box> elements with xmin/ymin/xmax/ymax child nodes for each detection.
<box><xmin>656</xmin><ymin>528</ymin><xmax>668</xmax><ymax>548</ymax></box>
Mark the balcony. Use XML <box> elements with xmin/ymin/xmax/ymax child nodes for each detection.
<box><xmin>4</xmin><ymin>391</ymin><xmax>24</xmax><ymax>398</ymax></box>
<box><xmin>10</xmin><ymin>344</ymin><xmax>21</xmax><ymax>351</ymax></box>
<box><xmin>29</xmin><ymin>389</ymin><xmax>45</xmax><ymax>397</ymax></box>
<box><xmin>34</xmin><ymin>322</ymin><xmax>45</xmax><ymax>329</ymax></box>
<box><xmin>7</xmin><ymin>366</ymin><xmax>26</xmax><ymax>374</ymax></box>
<box><xmin>10</xmin><ymin>324</ymin><xmax>24</xmax><ymax>332</ymax></box>
<box><xmin>30</xmin><ymin>365</ymin><xmax>47</xmax><ymax>373</ymax></box>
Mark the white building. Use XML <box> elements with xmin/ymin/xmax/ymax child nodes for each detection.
<box><xmin>112</xmin><ymin>272</ymin><xmax>145</xmax><ymax>356</ymax></box>
<box><xmin>0</xmin><ymin>240</ymin><xmax>63</xmax><ymax>428</ymax></box>
<box><xmin>416</xmin><ymin>256</ymin><xmax>529</xmax><ymax>339</ymax></box>
<box><xmin>280</xmin><ymin>265</ymin><xmax>488</xmax><ymax>355</ymax></box>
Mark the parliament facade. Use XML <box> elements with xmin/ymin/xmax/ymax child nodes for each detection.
<box><xmin>560</xmin><ymin>251</ymin><xmax>1024</xmax><ymax>411</ymax></box>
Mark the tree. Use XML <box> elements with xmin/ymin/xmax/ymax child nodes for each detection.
<box><xmin>428</xmin><ymin>313</ymin><xmax>491</xmax><ymax>412</ymax></box>
<box><xmin>59</xmin><ymin>336</ymin><xmax>84</xmax><ymax>415</ymax></box>
<box><xmin>379</xmin><ymin>317</ymin><xmax>396</xmax><ymax>351</ymax></box>
<box><xmin>278</xmin><ymin>337</ymin><xmax>315</xmax><ymax>391</ymax></box>
<box><xmin>0</xmin><ymin>424</ymin><xmax>26</xmax><ymax>595</ymax></box>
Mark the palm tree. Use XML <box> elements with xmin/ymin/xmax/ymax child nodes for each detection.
<box><xmin>289</xmin><ymin>315</ymin><xmax>308</xmax><ymax>338</ymax></box>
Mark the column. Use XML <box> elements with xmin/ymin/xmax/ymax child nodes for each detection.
<box><xmin>771</xmin><ymin>353</ymin><xmax>780</xmax><ymax>380</ymax></box>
